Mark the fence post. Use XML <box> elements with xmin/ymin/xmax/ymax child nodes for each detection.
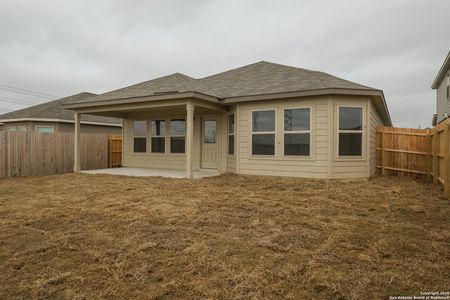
<box><xmin>426</xmin><ymin>129</ymin><xmax>432</xmax><ymax>181</ymax></box>
<box><xmin>433</xmin><ymin>127</ymin><xmax>438</xmax><ymax>184</ymax></box>
<box><xmin>108</xmin><ymin>136</ymin><xmax>112</xmax><ymax>168</ymax></box>
<box><xmin>2</xmin><ymin>131</ymin><xmax>6</xmax><ymax>178</ymax></box>
<box><xmin>381</xmin><ymin>127</ymin><xmax>387</xmax><ymax>175</ymax></box>
<box><xmin>444</xmin><ymin>125</ymin><xmax>450</xmax><ymax>199</ymax></box>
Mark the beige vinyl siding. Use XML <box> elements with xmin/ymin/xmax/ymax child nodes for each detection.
<box><xmin>227</xmin><ymin>157</ymin><xmax>236</xmax><ymax>173</ymax></box>
<box><xmin>436</xmin><ymin>71</ymin><xmax>450</xmax><ymax>123</ymax></box>
<box><xmin>369</xmin><ymin>101</ymin><xmax>383</xmax><ymax>176</ymax></box>
<box><xmin>123</xmin><ymin>119</ymin><xmax>188</xmax><ymax>170</ymax></box>
<box><xmin>226</xmin><ymin>106</ymin><xmax>237</xmax><ymax>173</ymax></box>
<box><xmin>331</xmin><ymin>97</ymin><xmax>369</xmax><ymax>179</ymax></box>
<box><xmin>219</xmin><ymin>112</ymin><xmax>227</xmax><ymax>173</ymax></box>
<box><xmin>119</xmin><ymin>95</ymin><xmax>381</xmax><ymax>179</ymax></box>
<box><xmin>237</xmin><ymin>97</ymin><xmax>328</xmax><ymax>178</ymax></box>
<box><xmin>122</xmin><ymin>110</ymin><xmax>224</xmax><ymax>171</ymax></box>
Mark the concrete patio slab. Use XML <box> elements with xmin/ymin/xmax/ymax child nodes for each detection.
<box><xmin>80</xmin><ymin>167</ymin><xmax>220</xmax><ymax>179</ymax></box>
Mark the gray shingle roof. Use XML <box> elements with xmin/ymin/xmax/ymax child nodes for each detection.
<box><xmin>202</xmin><ymin>61</ymin><xmax>373</xmax><ymax>98</ymax></box>
<box><xmin>0</xmin><ymin>92</ymin><xmax>121</xmax><ymax>124</ymax></box>
<box><xmin>73</xmin><ymin>73</ymin><xmax>219</xmax><ymax>103</ymax></box>
<box><xmin>72</xmin><ymin>61</ymin><xmax>375</xmax><ymax>104</ymax></box>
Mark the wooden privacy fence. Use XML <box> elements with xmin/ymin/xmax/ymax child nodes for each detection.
<box><xmin>108</xmin><ymin>135</ymin><xmax>122</xmax><ymax>168</ymax></box>
<box><xmin>377</xmin><ymin>119</ymin><xmax>450</xmax><ymax>199</ymax></box>
<box><xmin>0</xmin><ymin>131</ymin><xmax>122</xmax><ymax>178</ymax></box>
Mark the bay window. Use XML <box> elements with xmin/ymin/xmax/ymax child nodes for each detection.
<box><xmin>338</xmin><ymin>107</ymin><xmax>363</xmax><ymax>156</ymax></box>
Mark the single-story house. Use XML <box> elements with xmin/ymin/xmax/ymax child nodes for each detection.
<box><xmin>64</xmin><ymin>61</ymin><xmax>391</xmax><ymax>179</ymax></box>
<box><xmin>0</xmin><ymin>92</ymin><xmax>122</xmax><ymax>134</ymax></box>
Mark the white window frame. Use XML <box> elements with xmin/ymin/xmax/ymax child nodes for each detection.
<box><xmin>282</xmin><ymin>107</ymin><xmax>312</xmax><ymax>157</ymax></box>
<box><xmin>35</xmin><ymin>125</ymin><xmax>54</xmax><ymax>133</ymax></box>
<box><xmin>228</xmin><ymin>113</ymin><xmax>235</xmax><ymax>156</ymax></box>
<box><xmin>7</xmin><ymin>126</ymin><xmax>16</xmax><ymax>132</ymax></box>
<box><xmin>250</xmin><ymin>109</ymin><xmax>277</xmax><ymax>157</ymax></box>
<box><xmin>169</xmin><ymin>118</ymin><xmax>186</xmax><ymax>154</ymax></box>
<box><xmin>150</xmin><ymin>119</ymin><xmax>166</xmax><ymax>154</ymax></box>
<box><xmin>336</xmin><ymin>105</ymin><xmax>364</xmax><ymax>159</ymax></box>
<box><xmin>17</xmin><ymin>126</ymin><xmax>26</xmax><ymax>132</ymax></box>
<box><xmin>132</xmin><ymin>120</ymin><xmax>147</xmax><ymax>154</ymax></box>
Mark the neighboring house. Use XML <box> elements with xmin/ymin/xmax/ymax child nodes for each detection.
<box><xmin>432</xmin><ymin>51</ymin><xmax>450</xmax><ymax>125</ymax></box>
<box><xmin>0</xmin><ymin>92</ymin><xmax>122</xmax><ymax>134</ymax></box>
<box><xmin>65</xmin><ymin>61</ymin><xmax>391</xmax><ymax>179</ymax></box>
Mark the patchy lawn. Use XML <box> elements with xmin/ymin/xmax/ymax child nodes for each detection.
<box><xmin>0</xmin><ymin>173</ymin><xmax>448</xmax><ymax>299</ymax></box>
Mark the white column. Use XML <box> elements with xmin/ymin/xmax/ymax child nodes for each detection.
<box><xmin>186</xmin><ymin>102</ymin><xmax>194</xmax><ymax>179</ymax></box>
<box><xmin>74</xmin><ymin>112</ymin><xmax>81</xmax><ymax>172</ymax></box>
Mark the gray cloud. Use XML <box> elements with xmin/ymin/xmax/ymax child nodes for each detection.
<box><xmin>0</xmin><ymin>0</ymin><xmax>449</xmax><ymax>127</ymax></box>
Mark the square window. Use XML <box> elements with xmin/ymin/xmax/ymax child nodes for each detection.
<box><xmin>284</xmin><ymin>108</ymin><xmax>310</xmax><ymax>131</ymax></box>
<box><xmin>339</xmin><ymin>107</ymin><xmax>362</xmax><ymax>130</ymax></box>
<box><xmin>170</xmin><ymin>119</ymin><xmax>186</xmax><ymax>135</ymax></box>
<box><xmin>134</xmin><ymin>121</ymin><xmax>147</xmax><ymax>136</ymax></box>
<box><xmin>252</xmin><ymin>110</ymin><xmax>275</xmax><ymax>132</ymax></box>
<box><xmin>151</xmin><ymin>137</ymin><xmax>165</xmax><ymax>153</ymax></box>
<box><xmin>170</xmin><ymin>137</ymin><xmax>185</xmax><ymax>153</ymax></box>
<box><xmin>284</xmin><ymin>133</ymin><xmax>310</xmax><ymax>156</ymax></box>
<box><xmin>339</xmin><ymin>133</ymin><xmax>362</xmax><ymax>156</ymax></box>
<box><xmin>152</xmin><ymin>120</ymin><xmax>165</xmax><ymax>136</ymax></box>
<box><xmin>134</xmin><ymin>137</ymin><xmax>147</xmax><ymax>153</ymax></box>
<box><xmin>252</xmin><ymin>134</ymin><xmax>275</xmax><ymax>155</ymax></box>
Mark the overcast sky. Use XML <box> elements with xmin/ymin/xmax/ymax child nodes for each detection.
<box><xmin>0</xmin><ymin>0</ymin><xmax>449</xmax><ymax>127</ymax></box>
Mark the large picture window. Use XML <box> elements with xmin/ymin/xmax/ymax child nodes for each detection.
<box><xmin>133</xmin><ymin>120</ymin><xmax>147</xmax><ymax>153</ymax></box>
<box><xmin>284</xmin><ymin>108</ymin><xmax>310</xmax><ymax>156</ymax></box>
<box><xmin>170</xmin><ymin>119</ymin><xmax>186</xmax><ymax>153</ymax></box>
<box><xmin>338</xmin><ymin>107</ymin><xmax>363</xmax><ymax>156</ymax></box>
<box><xmin>252</xmin><ymin>110</ymin><xmax>275</xmax><ymax>155</ymax></box>
<box><xmin>228</xmin><ymin>114</ymin><xmax>235</xmax><ymax>155</ymax></box>
<box><xmin>151</xmin><ymin>120</ymin><xmax>165</xmax><ymax>153</ymax></box>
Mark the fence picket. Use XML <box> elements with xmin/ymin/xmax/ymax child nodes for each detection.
<box><xmin>0</xmin><ymin>132</ymin><xmax>122</xmax><ymax>179</ymax></box>
<box><xmin>377</xmin><ymin>121</ymin><xmax>450</xmax><ymax>199</ymax></box>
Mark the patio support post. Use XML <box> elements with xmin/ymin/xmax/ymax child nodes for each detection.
<box><xmin>186</xmin><ymin>102</ymin><xmax>194</xmax><ymax>179</ymax></box>
<box><xmin>74</xmin><ymin>112</ymin><xmax>81</xmax><ymax>172</ymax></box>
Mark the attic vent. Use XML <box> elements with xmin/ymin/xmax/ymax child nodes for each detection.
<box><xmin>153</xmin><ymin>91</ymin><xmax>179</xmax><ymax>95</ymax></box>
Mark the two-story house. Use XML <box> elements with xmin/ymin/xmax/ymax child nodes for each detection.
<box><xmin>432</xmin><ymin>51</ymin><xmax>450</xmax><ymax>125</ymax></box>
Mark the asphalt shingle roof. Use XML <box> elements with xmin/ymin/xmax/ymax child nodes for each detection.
<box><xmin>0</xmin><ymin>92</ymin><xmax>121</xmax><ymax>124</ymax></box>
<box><xmin>202</xmin><ymin>61</ymin><xmax>373</xmax><ymax>98</ymax></box>
<box><xmin>72</xmin><ymin>61</ymin><xmax>375</xmax><ymax>104</ymax></box>
<box><xmin>74</xmin><ymin>73</ymin><xmax>219</xmax><ymax>103</ymax></box>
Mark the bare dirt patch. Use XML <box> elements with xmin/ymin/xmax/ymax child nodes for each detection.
<box><xmin>0</xmin><ymin>173</ymin><xmax>449</xmax><ymax>299</ymax></box>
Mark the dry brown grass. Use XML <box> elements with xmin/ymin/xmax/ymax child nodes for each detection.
<box><xmin>0</xmin><ymin>173</ymin><xmax>449</xmax><ymax>299</ymax></box>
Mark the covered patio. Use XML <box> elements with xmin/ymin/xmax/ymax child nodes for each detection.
<box><xmin>80</xmin><ymin>167</ymin><xmax>219</xmax><ymax>179</ymax></box>
<box><xmin>65</xmin><ymin>93</ymin><xmax>229</xmax><ymax>179</ymax></box>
